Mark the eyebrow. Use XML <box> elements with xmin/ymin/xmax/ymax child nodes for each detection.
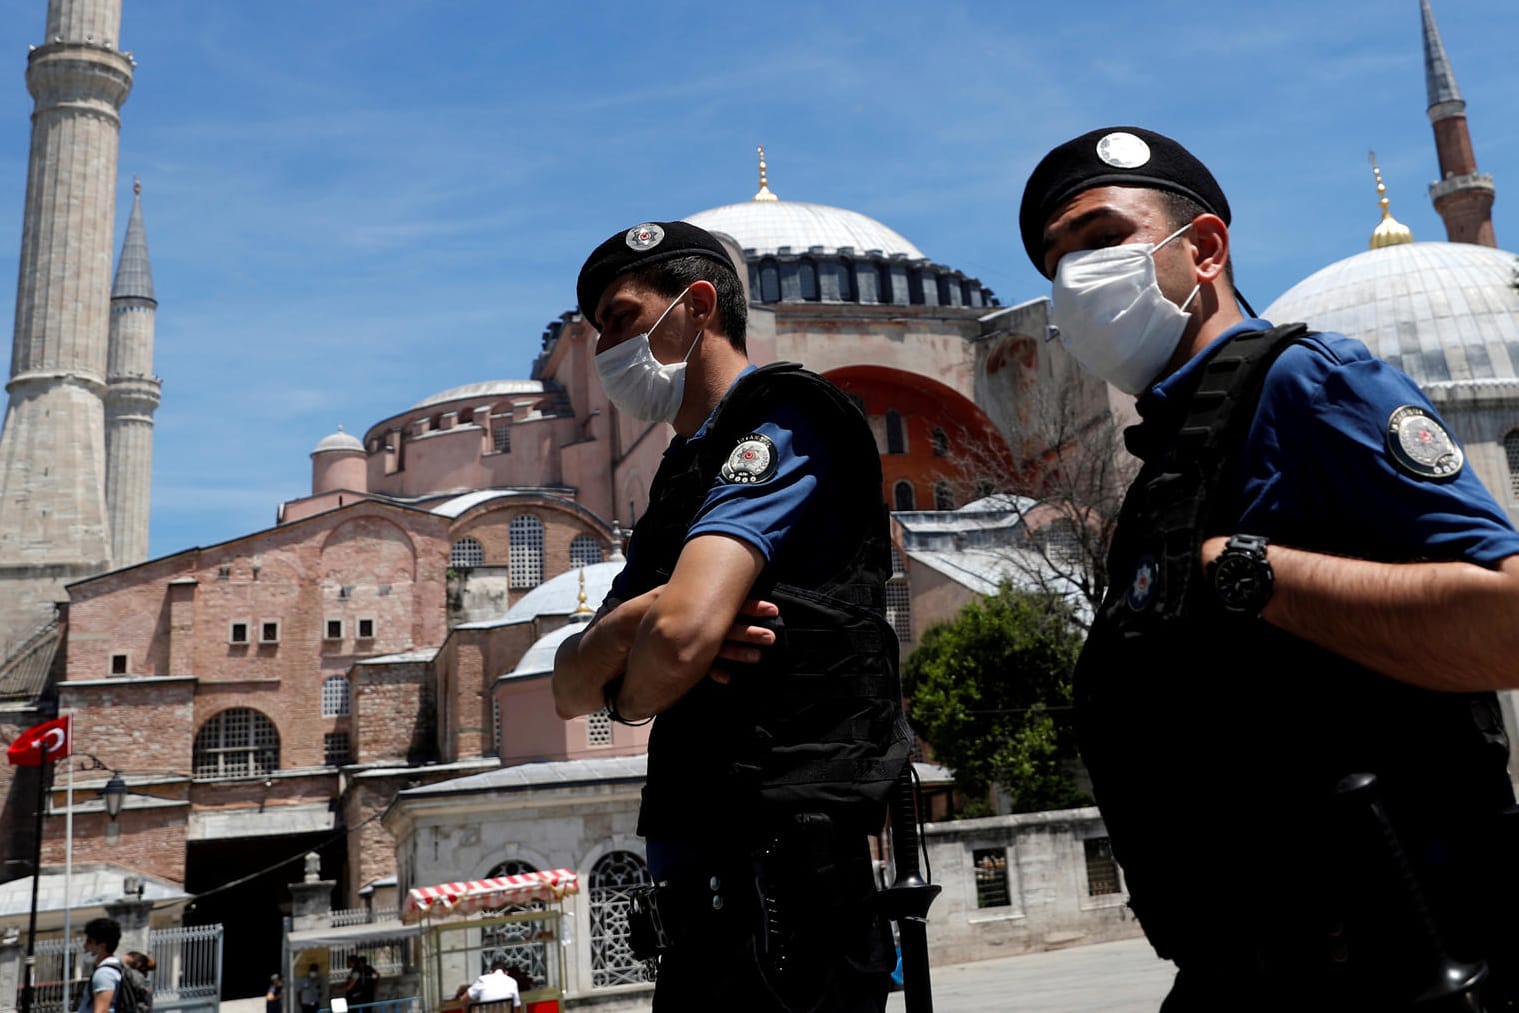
<box><xmin>1041</xmin><ymin>205</ymin><xmax>1123</xmax><ymax>256</ymax></box>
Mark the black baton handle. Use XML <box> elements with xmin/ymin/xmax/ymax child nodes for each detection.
<box><xmin>877</xmin><ymin>766</ymin><xmax>941</xmax><ymax>1013</ymax></box>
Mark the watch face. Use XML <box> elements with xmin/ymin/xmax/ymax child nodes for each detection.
<box><xmin>1215</xmin><ymin>553</ymin><xmax>1269</xmax><ymax>612</ymax></box>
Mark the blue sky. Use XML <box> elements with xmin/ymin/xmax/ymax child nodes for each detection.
<box><xmin>0</xmin><ymin>0</ymin><xmax>1515</xmax><ymax>558</ymax></box>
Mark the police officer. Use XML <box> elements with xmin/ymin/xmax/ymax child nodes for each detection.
<box><xmin>552</xmin><ymin>220</ymin><xmax>910</xmax><ymax>1012</ymax></box>
<box><xmin>1020</xmin><ymin>127</ymin><xmax>1519</xmax><ymax>1010</ymax></box>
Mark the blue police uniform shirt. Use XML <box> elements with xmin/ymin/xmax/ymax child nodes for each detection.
<box><xmin>1130</xmin><ymin>318</ymin><xmax>1519</xmax><ymax>566</ymax></box>
<box><xmin>607</xmin><ymin>365</ymin><xmax>834</xmax><ymax>605</ymax></box>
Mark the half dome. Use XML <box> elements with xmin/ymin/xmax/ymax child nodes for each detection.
<box><xmin>1263</xmin><ymin>242</ymin><xmax>1519</xmax><ymax>386</ymax></box>
<box><xmin>312</xmin><ymin>427</ymin><xmax>364</xmax><ymax>454</ymax></box>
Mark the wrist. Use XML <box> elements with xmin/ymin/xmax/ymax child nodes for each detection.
<box><xmin>1208</xmin><ymin>533</ymin><xmax>1274</xmax><ymax>618</ymax></box>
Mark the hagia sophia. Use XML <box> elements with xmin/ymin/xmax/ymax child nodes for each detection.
<box><xmin>0</xmin><ymin>0</ymin><xmax>1516</xmax><ymax>1004</ymax></box>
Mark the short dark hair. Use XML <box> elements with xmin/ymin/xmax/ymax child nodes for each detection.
<box><xmin>490</xmin><ymin>959</ymin><xmax>510</xmax><ymax>973</ymax></box>
<box><xmin>1155</xmin><ymin>190</ymin><xmax>1235</xmax><ymax>287</ymax></box>
<box><xmin>85</xmin><ymin>917</ymin><xmax>121</xmax><ymax>953</ymax></box>
<box><xmin>622</xmin><ymin>255</ymin><xmax>748</xmax><ymax>352</ymax></box>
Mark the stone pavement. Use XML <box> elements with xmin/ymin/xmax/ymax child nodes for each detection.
<box><xmin>887</xmin><ymin>936</ymin><xmax>1175</xmax><ymax>1013</ymax></box>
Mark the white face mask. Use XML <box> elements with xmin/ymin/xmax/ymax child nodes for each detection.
<box><xmin>594</xmin><ymin>285</ymin><xmax>701</xmax><ymax>424</ymax></box>
<box><xmin>1049</xmin><ymin>223</ymin><xmax>1200</xmax><ymax>395</ymax></box>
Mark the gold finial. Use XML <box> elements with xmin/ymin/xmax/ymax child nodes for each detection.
<box><xmin>1368</xmin><ymin>151</ymin><xmax>1414</xmax><ymax>249</ymax></box>
<box><xmin>572</xmin><ymin>568</ymin><xmax>594</xmax><ymax>618</ymax></box>
<box><xmin>753</xmin><ymin>145</ymin><xmax>778</xmax><ymax>202</ymax></box>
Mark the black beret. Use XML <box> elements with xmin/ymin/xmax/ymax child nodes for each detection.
<box><xmin>1019</xmin><ymin>126</ymin><xmax>1231</xmax><ymax>277</ymax></box>
<box><xmin>576</xmin><ymin>220</ymin><xmax>739</xmax><ymax>329</ymax></box>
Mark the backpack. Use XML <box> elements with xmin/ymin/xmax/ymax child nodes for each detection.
<box><xmin>100</xmin><ymin>957</ymin><xmax>152</xmax><ymax>1013</ymax></box>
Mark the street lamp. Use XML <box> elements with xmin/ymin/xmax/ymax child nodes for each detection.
<box><xmin>103</xmin><ymin>773</ymin><xmax>127</xmax><ymax>843</ymax></box>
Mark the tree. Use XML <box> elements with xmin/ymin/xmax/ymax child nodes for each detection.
<box><xmin>902</xmin><ymin>584</ymin><xmax>1088</xmax><ymax>815</ymax></box>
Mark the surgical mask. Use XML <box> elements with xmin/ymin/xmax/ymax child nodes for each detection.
<box><xmin>595</xmin><ymin>285</ymin><xmax>701</xmax><ymax>424</ymax></box>
<box><xmin>1049</xmin><ymin>223</ymin><xmax>1200</xmax><ymax>395</ymax></box>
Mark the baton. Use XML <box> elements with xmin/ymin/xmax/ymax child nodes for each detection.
<box><xmin>876</xmin><ymin>766</ymin><xmax>941</xmax><ymax>1013</ymax></box>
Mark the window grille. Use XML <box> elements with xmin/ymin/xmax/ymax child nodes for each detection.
<box><xmin>509</xmin><ymin>515</ymin><xmax>545</xmax><ymax>589</ymax></box>
<box><xmin>589</xmin><ymin>851</ymin><xmax>653</xmax><ymax>988</ymax></box>
<box><xmin>890</xmin><ymin>546</ymin><xmax>906</xmax><ymax>577</ymax></box>
<box><xmin>569</xmin><ymin>535</ymin><xmax>604</xmax><ymax>567</ymax></box>
<box><xmin>893</xmin><ymin>481</ymin><xmax>915</xmax><ymax>512</ymax></box>
<box><xmin>972</xmin><ymin>848</ymin><xmax>1012</xmax><ymax>909</ymax></box>
<box><xmin>885</xmin><ymin>577</ymin><xmax>912</xmax><ymax>644</ymax></box>
<box><xmin>481</xmin><ymin>861</ymin><xmax>549</xmax><ymax>983</ymax></box>
<box><xmin>322</xmin><ymin>676</ymin><xmax>351</xmax><ymax>717</ymax></box>
<box><xmin>324</xmin><ymin>732</ymin><xmax>352</xmax><ymax>766</ymax></box>
<box><xmin>451</xmin><ymin>537</ymin><xmax>485</xmax><ymax>568</ymax></box>
<box><xmin>1506</xmin><ymin>430</ymin><xmax>1519</xmax><ymax>497</ymax></box>
<box><xmin>193</xmin><ymin>708</ymin><xmax>279</xmax><ymax>779</ymax></box>
<box><xmin>357</xmin><ymin>618</ymin><xmax>375</xmax><ymax>639</ymax></box>
<box><xmin>587</xmin><ymin>709</ymin><xmax>613</xmax><ymax>747</ymax></box>
<box><xmin>229</xmin><ymin>622</ymin><xmax>249</xmax><ymax>644</ymax></box>
<box><xmin>110</xmin><ymin>654</ymin><xmax>128</xmax><ymax>676</ymax></box>
<box><xmin>1037</xmin><ymin>520</ymin><xmax>1083</xmax><ymax>565</ymax></box>
<box><xmin>1084</xmin><ymin>837</ymin><xmax>1122</xmax><ymax>896</ymax></box>
<box><xmin>325</xmin><ymin>619</ymin><xmax>343</xmax><ymax>640</ymax></box>
<box><xmin>493</xmin><ymin>423</ymin><xmax>511</xmax><ymax>453</ymax></box>
<box><xmin>259</xmin><ymin>621</ymin><xmax>280</xmax><ymax>644</ymax></box>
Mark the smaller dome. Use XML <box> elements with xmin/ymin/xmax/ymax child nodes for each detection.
<box><xmin>312</xmin><ymin>426</ymin><xmax>364</xmax><ymax>455</ymax></box>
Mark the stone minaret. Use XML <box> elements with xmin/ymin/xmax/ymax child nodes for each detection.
<box><xmin>105</xmin><ymin>180</ymin><xmax>159</xmax><ymax>567</ymax></box>
<box><xmin>0</xmin><ymin>0</ymin><xmax>133</xmax><ymax>646</ymax></box>
<box><xmin>1421</xmin><ymin>0</ymin><xmax>1497</xmax><ymax>247</ymax></box>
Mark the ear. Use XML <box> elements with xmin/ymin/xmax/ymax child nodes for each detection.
<box><xmin>686</xmin><ymin>279</ymin><xmax>718</xmax><ymax>328</ymax></box>
<box><xmin>1187</xmin><ymin>213</ymin><xmax>1230</xmax><ymax>283</ymax></box>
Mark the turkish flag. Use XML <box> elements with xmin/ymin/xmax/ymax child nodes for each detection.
<box><xmin>6</xmin><ymin>715</ymin><xmax>71</xmax><ymax>766</ymax></box>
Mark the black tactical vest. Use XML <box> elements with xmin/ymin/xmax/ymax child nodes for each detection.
<box><xmin>1076</xmin><ymin>325</ymin><xmax>1514</xmax><ymax>973</ymax></box>
<box><xmin>623</xmin><ymin>364</ymin><xmax>913</xmax><ymax>847</ymax></box>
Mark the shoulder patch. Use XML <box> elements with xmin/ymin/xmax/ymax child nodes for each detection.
<box><xmin>1386</xmin><ymin>404</ymin><xmax>1464</xmax><ymax>479</ymax></box>
<box><xmin>720</xmin><ymin>433</ymin><xmax>778</xmax><ymax>485</ymax></box>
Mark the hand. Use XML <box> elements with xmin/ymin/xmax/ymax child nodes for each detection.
<box><xmin>708</xmin><ymin>599</ymin><xmax>780</xmax><ymax>684</ymax></box>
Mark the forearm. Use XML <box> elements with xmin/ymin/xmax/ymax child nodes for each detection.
<box><xmin>551</xmin><ymin>602</ymin><xmax>643</xmax><ymax>718</ymax></box>
<box><xmin>1241</xmin><ymin>541</ymin><xmax>1519</xmax><ymax>692</ymax></box>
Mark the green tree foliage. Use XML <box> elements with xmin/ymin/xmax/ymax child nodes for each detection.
<box><xmin>903</xmin><ymin>584</ymin><xmax>1088</xmax><ymax>814</ymax></box>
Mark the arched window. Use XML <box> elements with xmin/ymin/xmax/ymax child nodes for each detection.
<box><xmin>885</xmin><ymin>411</ymin><xmax>906</xmax><ymax>455</ymax></box>
<box><xmin>893</xmin><ymin>481</ymin><xmax>916</xmax><ymax>512</ymax></box>
<box><xmin>799</xmin><ymin>258</ymin><xmax>820</xmax><ymax>301</ymax></box>
<box><xmin>1505</xmin><ymin>430</ymin><xmax>1519</xmax><ymax>497</ymax></box>
<box><xmin>590</xmin><ymin>851</ymin><xmax>653</xmax><ymax>988</ymax></box>
<box><xmin>451</xmin><ymin>537</ymin><xmax>484</xmax><ymax>569</ymax></box>
<box><xmin>569</xmin><ymin>535</ymin><xmax>604</xmax><ymax>567</ymax></box>
<box><xmin>759</xmin><ymin>259</ymin><xmax>781</xmax><ymax>302</ymax></box>
<box><xmin>321</xmin><ymin>675</ymin><xmax>351</xmax><ymax>718</ymax></box>
<box><xmin>483</xmin><ymin>860</ymin><xmax>549</xmax><ymax>983</ymax></box>
<box><xmin>877</xmin><ymin>264</ymin><xmax>895</xmax><ymax>305</ymax></box>
<box><xmin>193</xmin><ymin>708</ymin><xmax>279</xmax><ymax>778</ymax></box>
<box><xmin>931</xmin><ymin>427</ymin><xmax>949</xmax><ymax>458</ymax></box>
<box><xmin>886</xmin><ymin>547</ymin><xmax>911</xmax><ymax>643</ymax></box>
<box><xmin>934</xmin><ymin>481</ymin><xmax>956</xmax><ymax>511</ymax></box>
<box><xmin>836</xmin><ymin>261</ymin><xmax>856</xmax><ymax>302</ymax></box>
<box><xmin>509</xmin><ymin>515</ymin><xmax>544</xmax><ymax>589</ymax></box>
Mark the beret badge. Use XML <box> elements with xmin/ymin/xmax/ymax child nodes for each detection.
<box><xmin>1095</xmin><ymin>131</ymin><xmax>1152</xmax><ymax>169</ymax></box>
<box><xmin>625</xmin><ymin>223</ymin><xmax>665</xmax><ymax>251</ymax></box>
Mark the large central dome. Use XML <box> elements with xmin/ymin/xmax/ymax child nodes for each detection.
<box><xmin>1264</xmin><ymin>242</ymin><xmax>1519</xmax><ymax>386</ymax></box>
<box><xmin>685</xmin><ymin>200</ymin><xmax>926</xmax><ymax>259</ymax></box>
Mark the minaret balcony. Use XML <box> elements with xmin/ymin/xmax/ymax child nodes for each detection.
<box><xmin>1429</xmin><ymin>171</ymin><xmax>1495</xmax><ymax>202</ymax></box>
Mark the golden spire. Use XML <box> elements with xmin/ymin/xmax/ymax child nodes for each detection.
<box><xmin>753</xmin><ymin>145</ymin><xmax>778</xmax><ymax>202</ymax></box>
<box><xmin>1368</xmin><ymin>151</ymin><xmax>1414</xmax><ymax>249</ymax></box>
<box><xmin>571</xmin><ymin>568</ymin><xmax>594</xmax><ymax>620</ymax></box>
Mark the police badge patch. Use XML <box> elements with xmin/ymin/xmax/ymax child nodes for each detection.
<box><xmin>1126</xmin><ymin>555</ymin><xmax>1158</xmax><ymax>611</ymax></box>
<box><xmin>720</xmin><ymin>433</ymin><xmax>778</xmax><ymax>485</ymax></box>
<box><xmin>1386</xmin><ymin>405</ymin><xmax>1464</xmax><ymax>479</ymax></box>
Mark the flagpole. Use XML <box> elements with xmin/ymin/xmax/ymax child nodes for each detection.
<box><xmin>21</xmin><ymin>754</ymin><xmax>52</xmax><ymax>1013</ymax></box>
<box><xmin>63</xmin><ymin>726</ymin><xmax>74</xmax><ymax>1000</ymax></box>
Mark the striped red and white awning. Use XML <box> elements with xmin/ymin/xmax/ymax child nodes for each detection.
<box><xmin>402</xmin><ymin>869</ymin><xmax>580</xmax><ymax>923</ymax></box>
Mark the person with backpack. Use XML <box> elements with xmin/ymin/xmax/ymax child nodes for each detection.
<box><xmin>78</xmin><ymin>918</ymin><xmax>149</xmax><ymax>1013</ymax></box>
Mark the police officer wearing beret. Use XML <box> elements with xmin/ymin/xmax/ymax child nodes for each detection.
<box><xmin>1021</xmin><ymin>127</ymin><xmax>1519</xmax><ymax>1010</ymax></box>
<box><xmin>552</xmin><ymin>221</ymin><xmax>911</xmax><ymax>1012</ymax></box>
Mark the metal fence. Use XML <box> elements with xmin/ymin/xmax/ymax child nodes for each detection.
<box><xmin>16</xmin><ymin>924</ymin><xmax>221</xmax><ymax>1013</ymax></box>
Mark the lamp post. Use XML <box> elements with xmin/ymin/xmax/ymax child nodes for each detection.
<box><xmin>103</xmin><ymin>773</ymin><xmax>127</xmax><ymax>843</ymax></box>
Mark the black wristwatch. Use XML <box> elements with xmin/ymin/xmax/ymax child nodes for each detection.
<box><xmin>1210</xmin><ymin>534</ymin><xmax>1274</xmax><ymax>617</ymax></box>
